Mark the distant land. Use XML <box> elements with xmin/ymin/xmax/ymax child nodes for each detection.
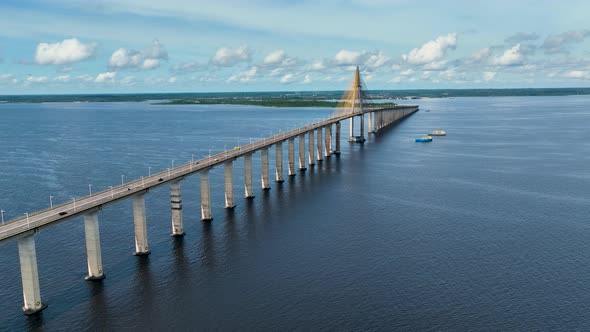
<box><xmin>1</xmin><ymin>88</ymin><xmax>589</xmax><ymax>107</ymax></box>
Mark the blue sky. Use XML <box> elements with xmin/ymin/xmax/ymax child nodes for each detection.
<box><xmin>0</xmin><ymin>0</ymin><xmax>589</xmax><ymax>94</ymax></box>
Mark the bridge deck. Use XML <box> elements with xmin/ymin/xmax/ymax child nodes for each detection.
<box><xmin>0</xmin><ymin>106</ymin><xmax>417</xmax><ymax>242</ymax></box>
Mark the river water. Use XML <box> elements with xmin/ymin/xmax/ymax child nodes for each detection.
<box><xmin>1</xmin><ymin>96</ymin><xmax>590</xmax><ymax>330</ymax></box>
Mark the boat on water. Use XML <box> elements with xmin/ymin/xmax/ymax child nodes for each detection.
<box><xmin>415</xmin><ymin>136</ymin><xmax>432</xmax><ymax>142</ymax></box>
<box><xmin>430</xmin><ymin>130</ymin><xmax>446</xmax><ymax>136</ymax></box>
<box><xmin>348</xmin><ymin>136</ymin><xmax>366</xmax><ymax>143</ymax></box>
<box><xmin>424</xmin><ymin>109</ymin><xmax>430</xmax><ymax>112</ymax></box>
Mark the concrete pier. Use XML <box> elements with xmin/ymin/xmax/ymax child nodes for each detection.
<box><xmin>200</xmin><ymin>169</ymin><xmax>212</xmax><ymax>221</ymax></box>
<box><xmin>308</xmin><ymin>130</ymin><xmax>315</xmax><ymax>166</ymax></box>
<box><xmin>84</xmin><ymin>211</ymin><xmax>105</xmax><ymax>280</ymax></box>
<box><xmin>368</xmin><ymin>112</ymin><xmax>373</xmax><ymax>133</ymax></box>
<box><xmin>170</xmin><ymin>181</ymin><xmax>184</xmax><ymax>236</ymax></box>
<box><xmin>261</xmin><ymin>148</ymin><xmax>270</xmax><ymax>190</ymax></box>
<box><xmin>224</xmin><ymin>161</ymin><xmax>236</xmax><ymax>208</ymax></box>
<box><xmin>298</xmin><ymin>135</ymin><xmax>306</xmax><ymax>170</ymax></box>
<box><xmin>244</xmin><ymin>153</ymin><xmax>255</xmax><ymax>198</ymax></box>
<box><xmin>360</xmin><ymin>113</ymin><xmax>365</xmax><ymax>139</ymax></box>
<box><xmin>288</xmin><ymin>138</ymin><xmax>296</xmax><ymax>176</ymax></box>
<box><xmin>132</xmin><ymin>194</ymin><xmax>150</xmax><ymax>256</ymax></box>
<box><xmin>324</xmin><ymin>125</ymin><xmax>332</xmax><ymax>157</ymax></box>
<box><xmin>275</xmin><ymin>142</ymin><xmax>284</xmax><ymax>182</ymax></box>
<box><xmin>334</xmin><ymin>121</ymin><xmax>341</xmax><ymax>154</ymax></box>
<box><xmin>316</xmin><ymin>127</ymin><xmax>323</xmax><ymax>161</ymax></box>
<box><xmin>18</xmin><ymin>233</ymin><xmax>46</xmax><ymax>315</ymax></box>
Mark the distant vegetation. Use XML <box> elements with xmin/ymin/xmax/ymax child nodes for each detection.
<box><xmin>155</xmin><ymin>98</ymin><xmax>398</xmax><ymax>108</ymax></box>
<box><xmin>1</xmin><ymin>88</ymin><xmax>590</xmax><ymax>105</ymax></box>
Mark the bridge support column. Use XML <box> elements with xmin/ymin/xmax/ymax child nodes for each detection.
<box><xmin>316</xmin><ymin>128</ymin><xmax>323</xmax><ymax>161</ymax></box>
<box><xmin>324</xmin><ymin>125</ymin><xmax>332</xmax><ymax>157</ymax></box>
<box><xmin>200</xmin><ymin>169</ymin><xmax>212</xmax><ymax>221</ymax></box>
<box><xmin>334</xmin><ymin>121</ymin><xmax>341</xmax><ymax>154</ymax></box>
<box><xmin>261</xmin><ymin>148</ymin><xmax>270</xmax><ymax>190</ymax></box>
<box><xmin>360</xmin><ymin>114</ymin><xmax>365</xmax><ymax>140</ymax></box>
<box><xmin>170</xmin><ymin>181</ymin><xmax>184</xmax><ymax>236</ymax></box>
<box><xmin>84</xmin><ymin>210</ymin><xmax>105</xmax><ymax>280</ymax></box>
<box><xmin>275</xmin><ymin>142</ymin><xmax>284</xmax><ymax>182</ymax></box>
<box><xmin>298</xmin><ymin>135</ymin><xmax>306</xmax><ymax>170</ymax></box>
<box><xmin>308</xmin><ymin>130</ymin><xmax>315</xmax><ymax>166</ymax></box>
<box><xmin>18</xmin><ymin>233</ymin><xmax>46</xmax><ymax>315</ymax></box>
<box><xmin>288</xmin><ymin>138</ymin><xmax>296</xmax><ymax>176</ymax></box>
<box><xmin>349</xmin><ymin>116</ymin><xmax>354</xmax><ymax>139</ymax></box>
<box><xmin>368</xmin><ymin>112</ymin><xmax>373</xmax><ymax>133</ymax></box>
<box><xmin>133</xmin><ymin>193</ymin><xmax>150</xmax><ymax>256</ymax></box>
<box><xmin>244</xmin><ymin>154</ymin><xmax>255</xmax><ymax>198</ymax></box>
<box><xmin>224</xmin><ymin>161</ymin><xmax>236</xmax><ymax>208</ymax></box>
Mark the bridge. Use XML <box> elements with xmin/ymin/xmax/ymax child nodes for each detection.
<box><xmin>0</xmin><ymin>67</ymin><xmax>418</xmax><ymax>315</ymax></box>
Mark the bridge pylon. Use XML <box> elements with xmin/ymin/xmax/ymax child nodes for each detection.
<box><xmin>333</xmin><ymin>66</ymin><xmax>367</xmax><ymax>143</ymax></box>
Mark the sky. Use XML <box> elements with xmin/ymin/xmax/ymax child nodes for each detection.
<box><xmin>0</xmin><ymin>0</ymin><xmax>589</xmax><ymax>94</ymax></box>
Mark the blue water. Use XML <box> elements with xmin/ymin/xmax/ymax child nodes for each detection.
<box><xmin>1</xmin><ymin>96</ymin><xmax>590</xmax><ymax>330</ymax></box>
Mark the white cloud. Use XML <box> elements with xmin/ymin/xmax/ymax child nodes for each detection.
<box><xmin>54</xmin><ymin>75</ymin><xmax>70</xmax><ymax>82</ymax></box>
<box><xmin>400</xmin><ymin>69</ymin><xmax>414</xmax><ymax>76</ymax></box>
<box><xmin>168</xmin><ymin>76</ymin><xmax>177</xmax><ymax>83</ymax></box>
<box><xmin>564</xmin><ymin>70</ymin><xmax>590</xmax><ymax>79</ymax></box>
<box><xmin>35</xmin><ymin>38</ymin><xmax>96</xmax><ymax>65</ymax></box>
<box><xmin>302</xmin><ymin>74</ymin><xmax>312</xmax><ymax>84</ymax></box>
<box><xmin>402</xmin><ymin>33</ymin><xmax>457</xmax><ymax>65</ymax></box>
<box><xmin>228</xmin><ymin>66</ymin><xmax>257</xmax><ymax>82</ymax></box>
<box><xmin>109</xmin><ymin>40</ymin><xmax>167</xmax><ymax>70</ymax></box>
<box><xmin>212</xmin><ymin>46</ymin><xmax>251</xmax><ymax>66</ymax></box>
<box><xmin>334</xmin><ymin>50</ymin><xmax>363</xmax><ymax>65</ymax></box>
<box><xmin>26</xmin><ymin>76</ymin><xmax>48</xmax><ymax>83</ymax></box>
<box><xmin>483</xmin><ymin>71</ymin><xmax>496</xmax><ymax>81</ymax></box>
<box><xmin>264</xmin><ymin>50</ymin><xmax>285</xmax><ymax>64</ymax></box>
<box><xmin>365</xmin><ymin>51</ymin><xmax>390</xmax><ymax>68</ymax></box>
<box><xmin>471</xmin><ymin>47</ymin><xmax>491</xmax><ymax>62</ymax></box>
<box><xmin>95</xmin><ymin>71</ymin><xmax>117</xmax><ymax>83</ymax></box>
<box><xmin>490</xmin><ymin>44</ymin><xmax>524</xmax><ymax>66</ymax></box>
<box><xmin>390</xmin><ymin>76</ymin><xmax>402</xmax><ymax>83</ymax></box>
<box><xmin>309</xmin><ymin>60</ymin><xmax>326</xmax><ymax>71</ymax></box>
<box><xmin>279</xmin><ymin>73</ymin><xmax>295</xmax><ymax>84</ymax></box>
<box><xmin>141</xmin><ymin>58</ymin><xmax>160</xmax><ymax>69</ymax></box>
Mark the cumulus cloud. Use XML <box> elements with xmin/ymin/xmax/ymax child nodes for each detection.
<box><xmin>262</xmin><ymin>49</ymin><xmax>297</xmax><ymax>68</ymax></box>
<box><xmin>564</xmin><ymin>70</ymin><xmax>590</xmax><ymax>79</ymax></box>
<box><xmin>308</xmin><ymin>60</ymin><xmax>326</xmax><ymax>71</ymax></box>
<box><xmin>505</xmin><ymin>32</ymin><xmax>539</xmax><ymax>44</ymax></box>
<box><xmin>95</xmin><ymin>71</ymin><xmax>117</xmax><ymax>83</ymax></box>
<box><xmin>334</xmin><ymin>50</ymin><xmax>363</xmax><ymax>65</ymax></box>
<box><xmin>365</xmin><ymin>51</ymin><xmax>390</xmax><ymax>68</ymax></box>
<box><xmin>471</xmin><ymin>47</ymin><xmax>492</xmax><ymax>62</ymax></box>
<box><xmin>402</xmin><ymin>33</ymin><xmax>457</xmax><ymax>65</ymax></box>
<box><xmin>212</xmin><ymin>46</ymin><xmax>251</xmax><ymax>66</ymax></box>
<box><xmin>35</xmin><ymin>38</ymin><xmax>96</xmax><ymax>65</ymax></box>
<box><xmin>483</xmin><ymin>71</ymin><xmax>496</xmax><ymax>81</ymax></box>
<box><xmin>333</xmin><ymin>50</ymin><xmax>391</xmax><ymax>69</ymax></box>
<box><xmin>279</xmin><ymin>73</ymin><xmax>295</xmax><ymax>84</ymax></box>
<box><xmin>109</xmin><ymin>40</ymin><xmax>167</xmax><ymax>70</ymax></box>
<box><xmin>490</xmin><ymin>44</ymin><xmax>524</xmax><ymax>66</ymax></box>
<box><xmin>228</xmin><ymin>66</ymin><xmax>257</xmax><ymax>82</ymax></box>
<box><xmin>302</xmin><ymin>74</ymin><xmax>312</xmax><ymax>84</ymax></box>
<box><xmin>542</xmin><ymin>30</ymin><xmax>590</xmax><ymax>54</ymax></box>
